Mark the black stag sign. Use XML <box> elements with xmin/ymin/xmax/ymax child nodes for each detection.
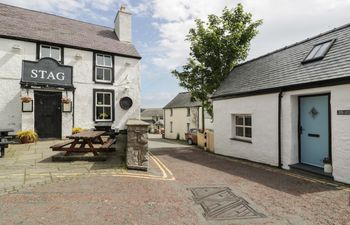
<box><xmin>22</xmin><ymin>58</ymin><xmax>73</xmax><ymax>87</ymax></box>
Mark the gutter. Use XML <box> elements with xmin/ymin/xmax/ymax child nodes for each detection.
<box><xmin>278</xmin><ymin>89</ymin><xmax>283</xmax><ymax>168</ymax></box>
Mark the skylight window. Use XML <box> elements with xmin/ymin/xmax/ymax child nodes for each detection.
<box><xmin>302</xmin><ymin>40</ymin><xmax>335</xmax><ymax>63</ymax></box>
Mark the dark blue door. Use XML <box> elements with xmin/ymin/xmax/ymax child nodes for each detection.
<box><xmin>299</xmin><ymin>95</ymin><xmax>329</xmax><ymax>168</ymax></box>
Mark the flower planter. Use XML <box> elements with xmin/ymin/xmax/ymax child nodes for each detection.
<box><xmin>324</xmin><ymin>164</ymin><xmax>333</xmax><ymax>173</ymax></box>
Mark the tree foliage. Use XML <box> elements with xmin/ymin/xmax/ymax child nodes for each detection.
<box><xmin>172</xmin><ymin>4</ymin><xmax>262</xmax><ymax>120</ymax></box>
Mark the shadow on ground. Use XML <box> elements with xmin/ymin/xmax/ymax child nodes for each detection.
<box><xmin>37</xmin><ymin>134</ymin><xmax>127</xmax><ymax>171</ymax></box>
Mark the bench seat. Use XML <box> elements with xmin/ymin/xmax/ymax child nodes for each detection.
<box><xmin>50</xmin><ymin>140</ymin><xmax>75</xmax><ymax>150</ymax></box>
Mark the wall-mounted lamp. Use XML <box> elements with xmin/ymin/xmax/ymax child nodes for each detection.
<box><xmin>12</xmin><ymin>44</ymin><xmax>22</xmax><ymax>50</ymax></box>
<box><xmin>75</xmin><ymin>53</ymin><xmax>82</xmax><ymax>59</ymax></box>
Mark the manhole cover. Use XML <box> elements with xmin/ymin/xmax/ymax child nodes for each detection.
<box><xmin>189</xmin><ymin>187</ymin><xmax>265</xmax><ymax>221</ymax></box>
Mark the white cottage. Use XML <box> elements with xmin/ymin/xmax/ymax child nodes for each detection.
<box><xmin>164</xmin><ymin>92</ymin><xmax>213</xmax><ymax>140</ymax></box>
<box><xmin>212</xmin><ymin>23</ymin><xmax>350</xmax><ymax>184</ymax></box>
<box><xmin>0</xmin><ymin>4</ymin><xmax>141</xmax><ymax>138</ymax></box>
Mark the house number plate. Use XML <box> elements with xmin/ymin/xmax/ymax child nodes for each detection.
<box><xmin>337</xmin><ymin>110</ymin><xmax>350</xmax><ymax>115</ymax></box>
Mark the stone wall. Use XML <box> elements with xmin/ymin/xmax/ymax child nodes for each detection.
<box><xmin>126</xmin><ymin>119</ymin><xmax>149</xmax><ymax>171</ymax></box>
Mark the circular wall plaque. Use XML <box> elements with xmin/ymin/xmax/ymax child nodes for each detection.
<box><xmin>119</xmin><ymin>97</ymin><xmax>133</xmax><ymax>110</ymax></box>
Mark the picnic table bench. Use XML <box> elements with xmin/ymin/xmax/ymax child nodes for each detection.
<box><xmin>0</xmin><ymin>129</ymin><xmax>15</xmax><ymax>158</ymax></box>
<box><xmin>50</xmin><ymin>130</ymin><xmax>116</xmax><ymax>156</ymax></box>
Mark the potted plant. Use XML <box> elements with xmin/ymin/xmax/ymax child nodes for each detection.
<box><xmin>72</xmin><ymin>127</ymin><xmax>85</xmax><ymax>134</ymax></box>
<box><xmin>98</xmin><ymin>112</ymin><xmax>109</xmax><ymax>119</ymax></box>
<box><xmin>16</xmin><ymin>130</ymin><xmax>38</xmax><ymax>144</ymax></box>
<box><xmin>61</xmin><ymin>97</ymin><xmax>71</xmax><ymax>104</ymax></box>
<box><xmin>323</xmin><ymin>157</ymin><xmax>332</xmax><ymax>173</ymax></box>
<box><xmin>21</xmin><ymin>96</ymin><xmax>32</xmax><ymax>103</ymax></box>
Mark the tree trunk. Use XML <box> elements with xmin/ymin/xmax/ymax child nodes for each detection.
<box><xmin>201</xmin><ymin>102</ymin><xmax>205</xmax><ymax>132</ymax></box>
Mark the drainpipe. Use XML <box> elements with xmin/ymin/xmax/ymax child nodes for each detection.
<box><xmin>278</xmin><ymin>89</ymin><xmax>283</xmax><ymax>168</ymax></box>
<box><xmin>72</xmin><ymin>88</ymin><xmax>75</xmax><ymax>128</ymax></box>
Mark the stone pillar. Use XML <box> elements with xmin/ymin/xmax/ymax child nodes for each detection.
<box><xmin>126</xmin><ymin>119</ymin><xmax>149</xmax><ymax>171</ymax></box>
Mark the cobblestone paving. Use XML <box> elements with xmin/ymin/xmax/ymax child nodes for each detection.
<box><xmin>0</xmin><ymin>134</ymin><xmax>349</xmax><ymax>224</ymax></box>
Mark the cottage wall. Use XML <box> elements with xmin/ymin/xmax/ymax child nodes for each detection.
<box><xmin>213</xmin><ymin>93</ymin><xmax>279</xmax><ymax>166</ymax></box>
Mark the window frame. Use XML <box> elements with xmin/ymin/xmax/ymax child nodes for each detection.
<box><xmin>93</xmin><ymin>52</ymin><xmax>114</xmax><ymax>84</ymax></box>
<box><xmin>187</xmin><ymin>123</ymin><xmax>190</xmax><ymax>132</ymax></box>
<box><xmin>170</xmin><ymin>108</ymin><xmax>173</xmax><ymax>117</ymax></box>
<box><xmin>170</xmin><ymin>121</ymin><xmax>173</xmax><ymax>133</ymax></box>
<box><xmin>93</xmin><ymin>89</ymin><xmax>115</xmax><ymax>122</ymax></box>
<box><xmin>232</xmin><ymin>114</ymin><xmax>252</xmax><ymax>142</ymax></box>
<box><xmin>38</xmin><ymin>44</ymin><xmax>63</xmax><ymax>63</ymax></box>
<box><xmin>302</xmin><ymin>39</ymin><xmax>335</xmax><ymax>64</ymax></box>
<box><xmin>187</xmin><ymin>108</ymin><xmax>190</xmax><ymax>117</ymax></box>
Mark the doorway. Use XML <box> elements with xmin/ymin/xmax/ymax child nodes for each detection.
<box><xmin>299</xmin><ymin>94</ymin><xmax>330</xmax><ymax>168</ymax></box>
<box><xmin>34</xmin><ymin>91</ymin><xmax>62</xmax><ymax>139</ymax></box>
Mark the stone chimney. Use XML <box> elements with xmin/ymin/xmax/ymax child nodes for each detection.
<box><xmin>114</xmin><ymin>5</ymin><xmax>132</xmax><ymax>43</ymax></box>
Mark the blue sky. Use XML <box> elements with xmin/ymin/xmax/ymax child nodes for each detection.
<box><xmin>1</xmin><ymin>0</ymin><xmax>350</xmax><ymax>108</ymax></box>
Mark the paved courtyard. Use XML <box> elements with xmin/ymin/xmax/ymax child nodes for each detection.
<box><xmin>0</xmin><ymin>134</ymin><xmax>349</xmax><ymax>224</ymax></box>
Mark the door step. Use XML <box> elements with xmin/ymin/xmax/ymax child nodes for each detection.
<box><xmin>289</xmin><ymin>163</ymin><xmax>333</xmax><ymax>179</ymax></box>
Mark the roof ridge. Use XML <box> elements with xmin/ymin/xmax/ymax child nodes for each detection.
<box><xmin>0</xmin><ymin>2</ymin><xmax>115</xmax><ymax>31</ymax></box>
<box><xmin>236</xmin><ymin>22</ymin><xmax>350</xmax><ymax>68</ymax></box>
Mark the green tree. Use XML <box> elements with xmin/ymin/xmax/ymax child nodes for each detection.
<box><xmin>172</xmin><ymin>4</ymin><xmax>262</xmax><ymax>130</ymax></box>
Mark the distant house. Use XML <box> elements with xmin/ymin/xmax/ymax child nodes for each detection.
<box><xmin>163</xmin><ymin>92</ymin><xmax>213</xmax><ymax>140</ymax></box>
<box><xmin>141</xmin><ymin>108</ymin><xmax>164</xmax><ymax>132</ymax></box>
<box><xmin>212</xmin><ymin>23</ymin><xmax>350</xmax><ymax>184</ymax></box>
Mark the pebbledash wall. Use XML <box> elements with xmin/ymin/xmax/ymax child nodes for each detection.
<box><xmin>213</xmin><ymin>84</ymin><xmax>350</xmax><ymax>184</ymax></box>
<box><xmin>0</xmin><ymin>38</ymin><xmax>140</xmax><ymax>137</ymax></box>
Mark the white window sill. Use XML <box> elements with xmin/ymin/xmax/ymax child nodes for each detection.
<box><xmin>230</xmin><ymin>137</ymin><xmax>252</xmax><ymax>144</ymax></box>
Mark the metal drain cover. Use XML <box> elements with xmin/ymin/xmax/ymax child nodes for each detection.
<box><xmin>189</xmin><ymin>187</ymin><xmax>265</xmax><ymax>221</ymax></box>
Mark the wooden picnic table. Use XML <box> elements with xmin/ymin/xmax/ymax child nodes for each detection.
<box><xmin>50</xmin><ymin>130</ymin><xmax>116</xmax><ymax>156</ymax></box>
<box><xmin>0</xmin><ymin>129</ymin><xmax>14</xmax><ymax>158</ymax></box>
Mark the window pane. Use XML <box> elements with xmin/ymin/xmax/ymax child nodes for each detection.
<box><xmin>104</xmin><ymin>107</ymin><xmax>111</xmax><ymax>119</ymax></box>
<box><xmin>245</xmin><ymin>116</ymin><xmax>251</xmax><ymax>126</ymax></box>
<box><xmin>96</xmin><ymin>68</ymin><xmax>103</xmax><ymax>80</ymax></box>
<box><xmin>104</xmin><ymin>68</ymin><xmax>112</xmax><ymax>81</ymax></box>
<box><xmin>305</xmin><ymin>45</ymin><xmax>322</xmax><ymax>60</ymax></box>
<box><xmin>104</xmin><ymin>93</ymin><xmax>111</xmax><ymax>105</ymax></box>
<box><xmin>41</xmin><ymin>46</ymin><xmax>50</xmax><ymax>58</ymax></box>
<box><xmin>236</xmin><ymin>127</ymin><xmax>243</xmax><ymax>137</ymax></box>
<box><xmin>96</xmin><ymin>54</ymin><xmax>104</xmax><ymax>65</ymax></box>
<box><xmin>51</xmin><ymin>48</ymin><xmax>60</xmax><ymax>61</ymax></box>
<box><xmin>96</xmin><ymin>107</ymin><xmax>104</xmax><ymax>119</ymax></box>
<box><xmin>104</xmin><ymin>56</ymin><xmax>112</xmax><ymax>67</ymax></box>
<box><xmin>245</xmin><ymin>128</ymin><xmax>252</xmax><ymax>138</ymax></box>
<box><xmin>236</xmin><ymin>116</ymin><xmax>244</xmax><ymax>125</ymax></box>
<box><xmin>96</xmin><ymin>93</ymin><xmax>103</xmax><ymax>105</ymax></box>
<box><xmin>314</xmin><ymin>42</ymin><xmax>332</xmax><ymax>58</ymax></box>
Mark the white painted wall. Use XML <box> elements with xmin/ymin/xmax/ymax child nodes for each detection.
<box><xmin>213</xmin><ymin>94</ymin><xmax>279</xmax><ymax>166</ymax></box>
<box><xmin>213</xmin><ymin>84</ymin><xmax>350</xmax><ymax>184</ymax></box>
<box><xmin>164</xmin><ymin>106</ymin><xmax>213</xmax><ymax>140</ymax></box>
<box><xmin>0</xmin><ymin>37</ymin><xmax>140</xmax><ymax>138</ymax></box>
<box><xmin>0</xmin><ymin>38</ymin><xmax>36</xmax><ymax>132</ymax></box>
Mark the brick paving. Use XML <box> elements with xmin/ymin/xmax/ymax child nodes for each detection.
<box><xmin>0</xmin><ymin>134</ymin><xmax>349</xmax><ymax>224</ymax></box>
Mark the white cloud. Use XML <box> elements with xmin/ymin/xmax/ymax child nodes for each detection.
<box><xmin>147</xmin><ymin>0</ymin><xmax>350</xmax><ymax>70</ymax></box>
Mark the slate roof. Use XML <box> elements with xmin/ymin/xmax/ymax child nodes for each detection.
<box><xmin>212</xmin><ymin>23</ymin><xmax>350</xmax><ymax>98</ymax></box>
<box><xmin>141</xmin><ymin>108</ymin><xmax>163</xmax><ymax>118</ymax></box>
<box><xmin>0</xmin><ymin>3</ymin><xmax>140</xmax><ymax>59</ymax></box>
<box><xmin>163</xmin><ymin>92</ymin><xmax>201</xmax><ymax>109</ymax></box>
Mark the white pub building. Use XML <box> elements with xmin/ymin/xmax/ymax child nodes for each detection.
<box><xmin>0</xmin><ymin>4</ymin><xmax>141</xmax><ymax>138</ymax></box>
